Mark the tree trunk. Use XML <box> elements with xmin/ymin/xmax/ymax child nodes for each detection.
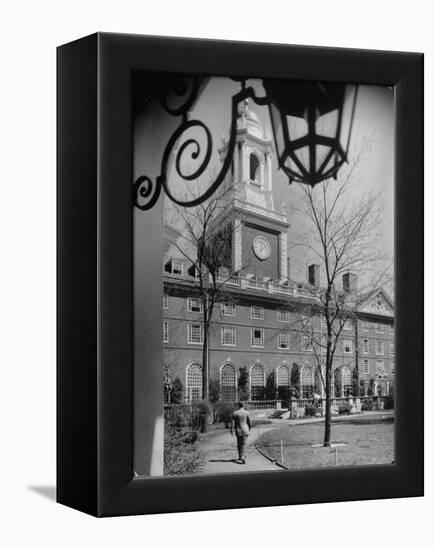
<box><xmin>200</xmin><ymin>317</ymin><xmax>209</xmax><ymax>433</ymax></box>
<box><xmin>323</xmin><ymin>332</ymin><xmax>332</xmax><ymax>447</ymax></box>
<box><xmin>323</xmin><ymin>362</ymin><xmax>332</xmax><ymax>447</ymax></box>
<box><xmin>202</xmin><ymin>329</ymin><xmax>209</xmax><ymax>401</ymax></box>
<box><xmin>202</xmin><ymin>327</ymin><xmax>209</xmax><ymax>402</ymax></box>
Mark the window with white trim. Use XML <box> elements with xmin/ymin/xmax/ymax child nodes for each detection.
<box><xmin>186</xmin><ymin>363</ymin><xmax>203</xmax><ymax>402</ymax></box>
<box><xmin>221</xmin><ymin>326</ymin><xmax>236</xmax><ymax>346</ymax></box>
<box><xmin>301</xmin><ymin>366</ymin><xmax>314</xmax><ymax>398</ymax></box>
<box><xmin>376</xmin><ymin>360</ymin><xmax>385</xmax><ymax>374</ymax></box>
<box><xmin>390</xmin><ymin>342</ymin><xmax>394</xmax><ymax>355</ymax></box>
<box><xmin>362</xmin><ymin>358</ymin><xmax>369</xmax><ymax>374</ymax></box>
<box><xmin>390</xmin><ymin>361</ymin><xmax>395</xmax><ymax>375</ymax></box>
<box><xmin>221</xmin><ymin>364</ymin><xmax>237</xmax><ymax>402</ymax></box>
<box><xmin>163</xmin><ymin>294</ymin><xmax>168</xmax><ymax>309</ymax></box>
<box><xmin>221</xmin><ymin>302</ymin><xmax>235</xmax><ymax>316</ymax></box>
<box><xmin>375</xmin><ymin>323</ymin><xmax>384</xmax><ymax>333</ymax></box>
<box><xmin>343</xmin><ymin>339</ymin><xmax>353</xmax><ymax>354</ymax></box>
<box><xmin>362</xmin><ymin>321</ymin><xmax>370</xmax><ymax>331</ymax></box>
<box><xmin>172</xmin><ymin>260</ymin><xmax>183</xmax><ymax>275</ymax></box>
<box><xmin>278</xmin><ymin>332</ymin><xmax>290</xmax><ymax>349</ymax></box>
<box><xmin>342</xmin><ymin>367</ymin><xmax>353</xmax><ymax>396</ymax></box>
<box><xmin>375</xmin><ymin>341</ymin><xmax>384</xmax><ymax>355</ymax></box>
<box><xmin>251</xmin><ymin>329</ymin><xmax>264</xmax><ymax>348</ymax></box>
<box><xmin>362</xmin><ymin>339</ymin><xmax>369</xmax><ymax>354</ymax></box>
<box><xmin>188</xmin><ymin>323</ymin><xmax>203</xmax><ymax>344</ymax></box>
<box><xmin>163</xmin><ymin>321</ymin><xmax>169</xmax><ymax>343</ymax></box>
<box><xmin>277</xmin><ymin>364</ymin><xmax>290</xmax><ymax>387</ymax></box>
<box><xmin>390</xmin><ymin>324</ymin><xmax>395</xmax><ymax>335</ymax></box>
<box><xmin>362</xmin><ymin>379</ymin><xmax>369</xmax><ymax>396</ymax></box>
<box><xmin>187</xmin><ymin>297</ymin><xmax>203</xmax><ymax>313</ymax></box>
<box><xmin>277</xmin><ymin>309</ymin><xmax>290</xmax><ymax>323</ymax></box>
<box><xmin>251</xmin><ymin>305</ymin><xmax>264</xmax><ymax>320</ymax></box>
<box><xmin>302</xmin><ymin>335</ymin><xmax>313</xmax><ymax>351</ymax></box>
<box><xmin>250</xmin><ymin>364</ymin><xmax>265</xmax><ymax>400</ymax></box>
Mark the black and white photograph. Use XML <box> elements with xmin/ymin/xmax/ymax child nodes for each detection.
<box><xmin>133</xmin><ymin>74</ymin><xmax>395</xmax><ymax>477</ymax></box>
<box><xmin>1</xmin><ymin>0</ymin><xmax>428</xmax><ymax>542</ymax></box>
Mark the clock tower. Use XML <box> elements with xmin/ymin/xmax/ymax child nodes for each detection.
<box><xmin>219</xmin><ymin>100</ymin><xmax>290</xmax><ymax>282</ymax></box>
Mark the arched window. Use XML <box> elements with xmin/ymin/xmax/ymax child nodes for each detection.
<box><xmin>332</xmin><ymin>369</ymin><xmax>340</xmax><ymax>397</ymax></box>
<box><xmin>301</xmin><ymin>366</ymin><xmax>314</xmax><ymax>398</ymax></box>
<box><xmin>221</xmin><ymin>364</ymin><xmax>237</xmax><ymax>402</ymax></box>
<box><xmin>186</xmin><ymin>363</ymin><xmax>203</xmax><ymax>402</ymax></box>
<box><xmin>276</xmin><ymin>364</ymin><xmax>290</xmax><ymax>400</ymax></box>
<box><xmin>250</xmin><ymin>364</ymin><xmax>265</xmax><ymax>400</ymax></box>
<box><xmin>342</xmin><ymin>367</ymin><xmax>353</xmax><ymax>396</ymax></box>
<box><xmin>249</xmin><ymin>154</ymin><xmax>260</xmax><ymax>183</ymax></box>
<box><xmin>277</xmin><ymin>364</ymin><xmax>290</xmax><ymax>387</ymax></box>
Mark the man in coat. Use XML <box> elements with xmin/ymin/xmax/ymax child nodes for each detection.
<box><xmin>230</xmin><ymin>402</ymin><xmax>252</xmax><ymax>464</ymax></box>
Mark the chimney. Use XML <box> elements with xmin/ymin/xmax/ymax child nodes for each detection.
<box><xmin>308</xmin><ymin>264</ymin><xmax>320</xmax><ymax>287</ymax></box>
<box><xmin>343</xmin><ymin>272</ymin><xmax>358</xmax><ymax>294</ymax></box>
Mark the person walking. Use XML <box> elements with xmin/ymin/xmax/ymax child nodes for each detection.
<box><xmin>230</xmin><ymin>402</ymin><xmax>252</xmax><ymax>464</ymax></box>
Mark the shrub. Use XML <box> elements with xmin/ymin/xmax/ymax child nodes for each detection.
<box><xmin>338</xmin><ymin>402</ymin><xmax>352</xmax><ymax>415</ymax></box>
<box><xmin>165</xmin><ymin>404</ymin><xmax>192</xmax><ymax>428</ymax></box>
<box><xmin>304</xmin><ymin>402</ymin><xmax>319</xmax><ymax>417</ymax></box>
<box><xmin>164</xmin><ymin>425</ymin><xmax>203</xmax><ymax>476</ymax></box>
<box><xmin>212</xmin><ymin>401</ymin><xmax>234</xmax><ymax>426</ymax></box>
<box><xmin>361</xmin><ymin>398</ymin><xmax>373</xmax><ymax>411</ymax></box>
<box><xmin>277</xmin><ymin>386</ymin><xmax>291</xmax><ymax>407</ymax></box>
<box><xmin>238</xmin><ymin>367</ymin><xmax>249</xmax><ymax>401</ymax></box>
<box><xmin>367</xmin><ymin>378</ymin><xmax>375</xmax><ymax>397</ymax></box>
<box><xmin>290</xmin><ymin>366</ymin><xmax>301</xmax><ymax>398</ymax></box>
<box><xmin>384</xmin><ymin>387</ymin><xmax>394</xmax><ymax>409</ymax></box>
<box><xmin>352</xmin><ymin>366</ymin><xmax>360</xmax><ymax>396</ymax></box>
<box><xmin>171</xmin><ymin>377</ymin><xmax>184</xmax><ymax>404</ymax></box>
<box><xmin>264</xmin><ymin>372</ymin><xmax>276</xmax><ymax>400</ymax></box>
<box><xmin>193</xmin><ymin>400</ymin><xmax>211</xmax><ymax>432</ymax></box>
<box><xmin>209</xmin><ymin>379</ymin><xmax>220</xmax><ymax>403</ymax></box>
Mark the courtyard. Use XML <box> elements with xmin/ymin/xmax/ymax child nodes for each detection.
<box><xmin>197</xmin><ymin>411</ymin><xmax>394</xmax><ymax>475</ymax></box>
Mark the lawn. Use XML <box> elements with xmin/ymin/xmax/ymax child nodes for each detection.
<box><xmin>256</xmin><ymin>415</ymin><xmax>394</xmax><ymax>469</ymax></box>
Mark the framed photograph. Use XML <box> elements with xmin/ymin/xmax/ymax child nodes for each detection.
<box><xmin>57</xmin><ymin>33</ymin><xmax>423</xmax><ymax>517</ymax></box>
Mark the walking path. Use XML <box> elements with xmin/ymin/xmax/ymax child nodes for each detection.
<box><xmin>200</xmin><ymin>410</ymin><xmax>393</xmax><ymax>474</ymax></box>
<box><xmin>201</xmin><ymin>424</ymin><xmax>282</xmax><ymax>474</ymax></box>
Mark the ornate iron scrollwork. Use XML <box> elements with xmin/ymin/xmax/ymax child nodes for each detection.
<box><xmin>133</xmin><ymin>78</ymin><xmax>266</xmax><ymax>211</ymax></box>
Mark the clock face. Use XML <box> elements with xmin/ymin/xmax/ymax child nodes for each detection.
<box><xmin>253</xmin><ymin>236</ymin><xmax>271</xmax><ymax>261</ymax></box>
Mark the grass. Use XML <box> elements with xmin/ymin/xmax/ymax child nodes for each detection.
<box><xmin>256</xmin><ymin>415</ymin><xmax>394</xmax><ymax>469</ymax></box>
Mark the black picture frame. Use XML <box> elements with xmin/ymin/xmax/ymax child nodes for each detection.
<box><xmin>57</xmin><ymin>32</ymin><xmax>423</xmax><ymax>517</ymax></box>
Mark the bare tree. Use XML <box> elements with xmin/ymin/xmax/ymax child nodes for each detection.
<box><xmin>290</xmin><ymin>154</ymin><xmax>392</xmax><ymax>446</ymax></box>
<box><xmin>165</xmin><ymin>180</ymin><xmax>248</xmax><ymax>408</ymax></box>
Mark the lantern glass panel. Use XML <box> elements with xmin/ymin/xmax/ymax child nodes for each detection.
<box><xmin>316</xmin><ymin>109</ymin><xmax>339</xmax><ymax>139</ymax></box>
<box><xmin>294</xmin><ymin>145</ymin><xmax>309</xmax><ymax>168</ymax></box>
<box><xmin>287</xmin><ymin>115</ymin><xmax>308</xmax><ymax>141</ymax></box>
<box><xmin>316</xmin><ymin>144</ymin><xmax>333</xmax><ymax>171</ymax></box>
<box><xmin>340</xmin><ymin>85</ymin><xmax>357</xmax><ymax>153</ymax></box>
<box><xmin>269</xmin><ymin>102</ymin><xmax>287</xmax><ymax>161</ymax></box>
<box><xmin>321</xmin><ymin>154</ymin><xmax>338</xmax><ymax>177</ymax></box>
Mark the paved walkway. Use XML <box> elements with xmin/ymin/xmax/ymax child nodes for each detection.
<box><xmin>200</xmin><ymin>410</ymin><xmax>394</xmax><ymax>474</ymax></box>
<box><xmin>201</xmin><ymin>425</ymin><xmax>282</xmax><ymax>474</ymax></box>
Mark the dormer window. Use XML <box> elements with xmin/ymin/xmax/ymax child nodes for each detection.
<box><xmin>187</xmin><ymin>264</ymin><xmax>200</xmax><ymax>278</ymax></box>
<box><xmin>249</xmin><ymin>154</ymin><xmax>260</xmax><ymax>184</ymax></box>
<box><xmin>164</xmin><ymin>259</ymin><xmax>183</xmax><ymax>275</ymax></box>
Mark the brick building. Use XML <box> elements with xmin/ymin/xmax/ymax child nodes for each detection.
<box><xmin>162</xmin><ymin>103</ymin><xmax>394</xmax><ymax>403</ymax></box>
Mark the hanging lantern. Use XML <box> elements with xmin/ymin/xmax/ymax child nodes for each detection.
<box><xmin>263</xmin><ymin>80</ymin><xmax>358</xmax><ymax>186</ymax></box>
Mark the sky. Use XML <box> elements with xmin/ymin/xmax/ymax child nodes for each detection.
<box><xmin>138</xmin><ymin>75</ymin><xmax>395</xmax><ymax>288</ymax></box>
